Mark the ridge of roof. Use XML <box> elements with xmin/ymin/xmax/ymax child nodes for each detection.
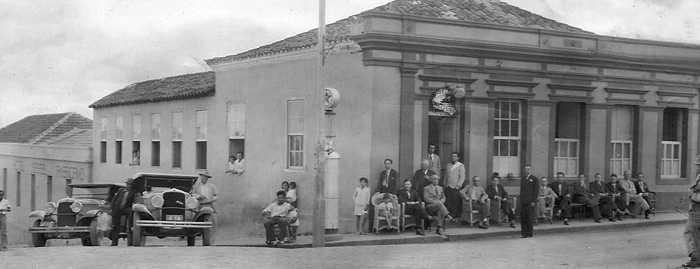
<box><xmin>205</xmin><ymin>0</ymin><xmax>591</xmax><ymax>65</ymax></box>
<box><xmin>89</xmin><ymin>71</ymin><xmax>215</xmax><ymax>109</ymax></box>
<box><xmin>0</xmin><ymin>112</ymin><xmax>92</xmax><ymax>144</ymax></box>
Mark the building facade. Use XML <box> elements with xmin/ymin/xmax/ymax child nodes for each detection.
<box><xmin>92</xmin><ymin>0</ymin><xmax>700</xmax><ymax>237</ymax></box>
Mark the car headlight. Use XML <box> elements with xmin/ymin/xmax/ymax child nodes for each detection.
<box><xmin>70</xmin><ymin>201</ymin><xmax>83</xmax><ymax>213</ymax></box>
<box><xmin>45</xmin><ymin>202</ymin><xmax>57</xmax><ymax>214</ymax></box>
<box><xmin>185</xmin><ymin>197</ymin><xmax>199</xmax><ymax>209</ymax></box>
<box><xmin>151</xmin><ymin>196</ymin><xmax>164</xmax><ymax>208</ymax></box>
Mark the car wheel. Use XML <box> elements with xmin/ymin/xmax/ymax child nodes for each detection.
<box><xmin>187</xmin><ymin>236</ymin><xmax>195</xmax><ymax>246</ymax></box>
<box><xmin>126</xmin><ymin>215</ymin><xmax>133</xmax><ymax>246</ymax></box>
<box><xmin>88</xmin><ymin>218</ymin><xmax>100</xmax><ymax>246</ymax></box>
<box><xmin>31</xmin><ymin>220</ymin><xmax>47</xmax><ymax>247</ymax></box>
<box><xmin>132</xmin><ymin>213</ymin><xmax>142</xmax><ymax>247</ymax></box>
<box><xmin>202</xmin><ymin>217</ymin><xmax>211</xmax><ymax>246</ymax></box>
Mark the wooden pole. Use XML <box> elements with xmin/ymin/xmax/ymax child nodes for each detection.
<box><xmin>312</xmin><ymin>0</ymin><xmax>327</xmax><ymax>248</ymax></box>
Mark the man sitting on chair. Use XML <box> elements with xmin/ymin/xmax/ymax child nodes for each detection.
<box><xmin>605</xmin><ymin>173</ymin><xmax>628</xmax><ymax>220</ymax></box>
<box><xmin>262</xmin><ymin>190</ymin><xmax>292</xmax><ymax>244</ymax></box>
<box><xmin>573</xmin><ymin>174</ymin><xmax>602</xmax><ymax>223</ymax></box>
<box><xmin>635</xmin><ymin>173</ymin><xmax>655</xmax><ymax>211</ymax></box>
<box><xmin>423</xmin><ymin>174</ymin><xmax>454</xmax><ymax>235</ymax></box>
<box><xmin>535</xmin><ymin>177</ymin><xmax>557</xmax><ymax>226</ymax></box>
<box><xmin>549</xmin><ymin>172</ymin><xmax>572</xmax><ymax>225</ymax></box>
<box><xmin>412</xmin><ymin>159</ymin><xmax>437</xmax><ymax>200</ymax></box>
<box><xmin>398</xmin><ymin>179</ymin><xmax>433</xmax><ymax>236</ymax></box>
<box><xmin>619</xmin><ymin>170</ymin><xmax>652</xmax><ymax>219</ymax></box>
<box><xmin>486</xmin><ymin>176</ymin><xmax>516</xmax><ymax>228</ymax></box>
<box><xmin>460</xmin><ymin>176</ymin><xmax>490</xmax><ymax>229</ymax></box>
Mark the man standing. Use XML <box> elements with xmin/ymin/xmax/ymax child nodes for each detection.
<box><xmin>444</xmin><ymin>152</ymin><xmax>465</xmax><ymax>219</ymax></box>
<box><xmin>0</xmin><ymin>190</ymin><xmax>10</xmax><ymax>250</ymax></box>
<box><xmin>619</xmin><ymin>170</ymin><xmax>652</xmax><ymax>218</ymax></box>
<box><xmin>635</xmin><ymin>173</ymin><xmax>655</xmax><ymax>211</ymax></box>
<box><xmin>461</xmin><ymin>176</ymin><xmax>491</xmax><ymax>229</ymax></box>
<box><xmin>486</xmin><ymin>177</ymin><xmax>516</xmax><ymax>228</ymax></box>
<box><xmin>262</xmin><ymin>190</ymin><xmax>292</xmax><ymax>244</ymax></box>
<box><xmin>423</xmin><ymin>174</ymin><xmax>454</xmax><ymax>235</ymax></box>
<box><xmin>427</xmin><ymin>144</ymin><xmax>441</xmax><ymax>178</ymax></box>
<box><xmin>398</xmin><ymin>179</ymin><xmax>433</xmax><ymax>236</ymax></box>
<box><xmin>682</xmin><ymin>159</ymin><xmax>700</xmax><ymax>268</ymax></box>
<box><xmin>412</xmin><ymin>159</ymin><xmax>437</xmax><ymax>199</ymax></box>
<box><xmin>520</xmin><ymin>164</ymin><xmax>539</xmax><ymax>238</ymax></box>
<box><xmin>376</xmin><ymin>159</ymin><xmax>398</xmax><ymax>195</ymax></box>
<box><xmin>191</xmin><ymin>171</ymin><xmax>219</xmax><ymax>244</ymax></box>
<box><xmin>573</xmin><ymin>174</ymin><xmax>602</xmax><ymax>223</ymax></box>
<box><xmin>110</xmin><ymin>178</ymin><xmax>136</xmax><ymax>246</ymax></box>
<box><xmin>549</xmin><ymin>172</ymin><xmax>572</xmax><ymax>225</ymax></box>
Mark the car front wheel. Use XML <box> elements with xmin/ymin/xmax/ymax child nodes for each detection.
<box><xmin>31</xmin><ymin>220</ymin><xmax>47</xmax><ymax>247</ymax></box>
<box><xmin>132</xmin><ymin>213</ymin><xmax>142</xmax><ymax>247</ymax></box>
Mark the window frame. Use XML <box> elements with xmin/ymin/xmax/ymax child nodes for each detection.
<box><xmin>610</xmin><ymin>140</ymin><xmax>633</xmax><ymax>176</ymax></box>
<box><xmin>286</xmin><ymin>99</ymin><xmax>306</xmax><ymax>171</ymax></box>
<box><xmin>492</xmin><ymin>100</ymin><xmax>521</xmax><ymax>177</ymax></box>
<box><xmin>554</xmin><ymin>138</ymin><xmax>579</xmax><ymax>177</ymax></box>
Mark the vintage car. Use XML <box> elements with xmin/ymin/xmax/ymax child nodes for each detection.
<box><xmin>28</xmin><ymin>183</ymin><xmax>125</xmax><ymax>247</ymax></box>
<box><xmin>130</xmin><ymin>173</ymin><xmax>213</xmax><ymax>246</ymax></box>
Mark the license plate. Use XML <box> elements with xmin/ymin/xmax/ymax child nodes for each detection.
<box><xmin>166</xmin><ymin>215</ymin><xmax>183</xmax><ymax>221</ymax></box>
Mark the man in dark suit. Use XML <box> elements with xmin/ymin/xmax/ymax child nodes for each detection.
<box><xmin>590</xmin><ymin>173</ymin><xmax>616</xmax><ymax>222</ymax></box>
<box><xmin>412</xmin><ymin>159</ymin><xmax>437</xmax><ymax>200</ymax></box>
<box><xmin>376</xmin><ymin>159</ymin><xmax>398</xmax><ymax>195</ymax></box>
<box><xmin>605</xmin><ymin>173</ymin><xmax>628</xmax><ymax>219</ymax></box>
<box><xmin>635</xmin><ymin>173</ymin><xmax>655</xmax><ymax>211</ymax></box>
<box><xmin>520</xmin><ymin>164</ymin><xmax>539</xmax><ymax>238</ymax></box>
<box><xmin>398</xmin><ymin>179</ymin><xmax>433</xmax><ymax>236</ymax></box>
<box><xmin>573</xmin><ymin>174</ymin><xmax>602</xmax><ymax>223</ymax></box>
<box><xmin>486</xmin><ymin>176</ymin><xmax>516</xmax><ymax>228</ymax></box>
<box><xmin>110</xmin><ymin>178</ymin><xmax>136</xmax><ymax>246</ymax></box>
<box><xmin>549</xmin><ymin>172</ymin><xmax>572</xmax><ymax>225</ymax></box>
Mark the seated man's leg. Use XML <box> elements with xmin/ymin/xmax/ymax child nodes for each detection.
<box><xmin>414</xmin><ymin>206</ymin><xmax>431</xmax><ymax>229</ymax></box>
<box><xmin>275</xmin><ymin>217</ymin><xmax>289</xmax><ymax>240</ymax></box>
<box><xmin>535</xmin><ymin>197</ymin><xmax>544</xmax><ymax>218</ymax></box>
<box><xmin>263</xmin><ymin>218</ymin><xmax>276</xmax><ymax>242</ymax></box>
<box><xmin>615</xmin><ymin>196</ymin><xmax>627</xmax><ymax>212</ymax></box>
<box><xmin>560</xmin><ymin>196</ymin><xmax>571</xmax><ymax>218</ymax></box>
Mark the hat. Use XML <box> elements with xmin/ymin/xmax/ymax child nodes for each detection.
<box><xmin>125</xmin><ymin>178</ymin><xmax>134</xmax><ymax>184</ymax></box>
<box><xmin>199</xmin><ymin>170</ymin><xmax>212</xmax><ymax>178</ymax></box>
<box><xmin>695</xmin><ymin>155</ymin><xmax>700</xmax><ymax>165</ymax></box>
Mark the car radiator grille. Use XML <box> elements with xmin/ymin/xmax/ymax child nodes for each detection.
<box><xmin>162</xmin><ymin>192</ymin><xmax>186</xmax><ymax>220</ymax></box>
<box><xmin>57</xmin><ymin>202</ymin><xmax>76</xmax><ymax>227</ymax></box>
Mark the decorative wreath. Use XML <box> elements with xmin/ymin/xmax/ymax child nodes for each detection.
<box><xmin>430</xmin><ymin>87</ymin><xmax>457</xmax><ymax>115</ymax></box>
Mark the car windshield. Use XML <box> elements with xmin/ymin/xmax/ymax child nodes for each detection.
<box><xmin>71</xmin><ymin>187</ymin><xmax>111</xmax><ymax>200</ymax></box>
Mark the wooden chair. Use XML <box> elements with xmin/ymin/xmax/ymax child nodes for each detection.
<box><xmin>536</xmin><ymin>196</ymin><xmax>554</xmax><ymax>224</ymax></box>
<box><xmin>400</xmin><ymin>202</ymin><xmax>425</xmax><ymax>232</ymax></box>
<box><xmin>568</xmin><ymin>185</ymin><xmax>585</xmax><ymax>221</ymax></box>
<box><xmin>462</xmin><ymin>198</ymin><xmax>490</xmax><ymax>227</ymax></box>
<box><xmin>372</xmin><ymin>193</ymin><xmax>401</xmax><ymax>234</ymax></box>
<box><xmin>489</xmin><ymin>197</ymin><xmax>517</xmax><ymax>225</ymax></box>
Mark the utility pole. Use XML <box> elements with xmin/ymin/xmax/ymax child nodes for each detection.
<box><xmin>312</xmin><ymin>0</ymin><xmax>327</xmax><ymax>248</ymax></box>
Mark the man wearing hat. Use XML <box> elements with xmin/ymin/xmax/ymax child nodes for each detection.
<box><xmin>110</xmin><ymin>178</ymin><xmax>136</xmax><ymax>246</ymax></box>
<box><xmin>192</xmin><ymin>170</ymin><xmax>219</xmax><ymax>244</ymax></box>
<box><xmin>683</xmin><ymin>156</ymin><xmax>700</xmax><ymax>268</ymax></box>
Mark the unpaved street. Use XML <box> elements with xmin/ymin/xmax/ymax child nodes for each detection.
<box><xmin>0</xmin><ymin>224</ymin><xmax>688</xmax><ymax>269</ymax></box>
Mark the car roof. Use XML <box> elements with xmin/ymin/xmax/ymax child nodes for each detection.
<box><xmin>131</xmin><ymin>173</ymin><xmax>199</xmax><ymax>192</ymax></box>
<box><xmin>69</xmin><ymin>183</ymin><xmax>126</xmax><ymax>188</ymax></box>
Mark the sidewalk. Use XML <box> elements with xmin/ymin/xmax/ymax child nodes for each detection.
<box><xmin>217</xmin><ymin>211</ymin><xmax>687</xmax><ymax>248</ymax></box>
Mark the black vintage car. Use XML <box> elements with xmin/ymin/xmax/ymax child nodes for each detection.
<box><xmin>130</xmin><ymin>173</ymin><xmax>214</xmax><ymax>246</ymax></box>
<box><xmin>28</xmin><ymin>183</ymin><xmax>125</xmax><ymax>247</ymax></box>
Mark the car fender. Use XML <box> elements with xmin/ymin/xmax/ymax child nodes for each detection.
<box><xmin>83</xmin><ymin>209</ymin><xmax>101</xmax><ymax>219</ymax></box>
<box><xmin>132</xmin><ymin>204</ymin><xmax>154</xmax><ymax>220</ymax></box>
<box><xmin>28</xmin><ymin>211</ymin><xmax>47</xmax><ymax>220</ymax></box>
<box><xmin>195</xmin><ymin>207</ymin><xmax>214</xmax><ymax>221</ymax></box>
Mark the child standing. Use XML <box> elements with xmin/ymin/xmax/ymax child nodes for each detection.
<box><xmin>288</xmin><ymin>205</ymin><xmax>299</xmax><ymax>242</ymax></box>
<box><xmin>353</xmin><ymin>177</ymin><xmax>370</xmax><ymax>235</ymax></box>
<box><xmin>376</xmin><ymin>193</ymin><xmax>396</xmax><ymax>230</ymax></box>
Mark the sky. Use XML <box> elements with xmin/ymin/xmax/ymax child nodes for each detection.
<box><xmin>1</xmin><ymin>0</ymin><xmax>698</xmax><ymax>127</ymax></box>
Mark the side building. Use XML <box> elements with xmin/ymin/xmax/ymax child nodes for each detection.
<box><xmin>0</xmin><ymin>112</ymin><xmax>93</xmax><ymax>245</ymax></box>
<box><xmin>92</xmin><ymin>0</ymin><xmax>700</xmax><ymax>238</ymax></box>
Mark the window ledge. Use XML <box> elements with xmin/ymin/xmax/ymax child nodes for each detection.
<box><xmin>657</xmin><ymin>177</ymin><xmax>688</xmax><ymax>185</ymax></box>
<box><xmin>285</xmin><ymin>168</ymin><xmax>306</xmax><ymax>173</ymax></box>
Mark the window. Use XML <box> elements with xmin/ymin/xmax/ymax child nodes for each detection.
<box><xmin>493</xmin><ymin>101</ymin><xmax>521</xmax><ymax>176</ymax></box>
<box><xmin>661</xmin><ymin>107</ymin><xmax>687</xmax><ymax>178</ymax></box>
<box><xmin>100</xmin><ymin>117</ymin><xmax>107</xmax><ymax>163</ymax></box>
<box><xmin>131</xmin><ymin>115</ymin><xmax>141</xmax><ymax>165</ymax></box>
<box><xmin>47</xmin><ymin>175</ymin><xmax>53</xmax><ymax>203</ymax></box>
<box><xmin>228</xmin><ymin>103</ymin><xmax>246</xmax><ymax>158</ymax></box>
<box><xmin>554</xmin><ymin>102</ymin><xmax>582</xmax><ymax>176</ymax></box>
<box><xmin>610</xmin><ymin>106</ymin><xmax>635</xmax><ymax>175</ymax></box>
<box><xmin>16</xmin><ymin>171</ymin><xmax>21</xmax><ymax>206</ymax></box>
<box><xmin>31</xmin><ymin>174</ymin><xmax>36</xmax><ymax>211</ymax></box>
<box><xmin>65</xmin><ymin>178</ymin><xmax>72</xmax><ymax>197</ymax></box>
<box><xmin>172</xmin><ymin>112</ymin><xmax>183</xmax><ymax>168</ymax></box>
<box><xmin>151</xmin><ymin>114</ymin><xmax>161</xmax><ymax>166</ymax></box>
<box><xmin>196</xmin><ymin>110</ymin><xmax>207</xmax><ymax>169</ymax></box>
<box><xmin>287</xmin><ymin>100</ymin><xmax>305</xmax><ymax>168</ymax></box>
<box><xmin>115</xmin><ymin>116</ymin><xmax>123</xmax><ymax>164</ymax></box>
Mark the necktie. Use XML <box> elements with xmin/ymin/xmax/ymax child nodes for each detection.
<box><xmin>559</xmin><ymin>184</ymin><xmax>562</xmax><ymax>196</ymax></box>
<box><xmin>384</xmin><ymin>170</ymin><xmax>389</xmax><ymax>187</ymax></box>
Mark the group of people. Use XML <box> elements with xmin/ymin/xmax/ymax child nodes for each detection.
<box><xmin>261</xmin><ymin>181</ymin><xmax>299</xmax><ymax>244</ymax></box>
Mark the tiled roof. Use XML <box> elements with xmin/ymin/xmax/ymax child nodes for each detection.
<box><xmin>40</xmin><ymin>129</ymin><xmax>93</xmax><ymax>147</ymax></box>
<box><xmin>206</xmin><ymin>0</ymin><xmax>591</xmax><ymax>64</ymax></box>
<box><xmin>0</xmin><ymin>112</ymin><xmax>92</xmax><ymax>144</ymax></box>
<box><xmin>89</xmin><ymin>71</ymin><xmax>215</xmax><ymax>109</ymax></box>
